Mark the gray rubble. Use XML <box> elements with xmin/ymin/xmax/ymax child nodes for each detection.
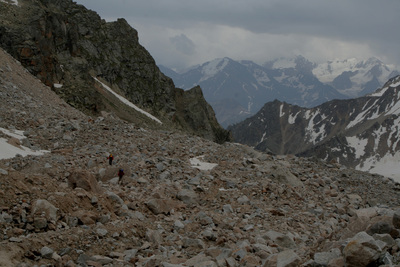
<box><xmin>1</xmin><ymin>49</ymin><xmax>400</xmax><ymax>267</ymax></box>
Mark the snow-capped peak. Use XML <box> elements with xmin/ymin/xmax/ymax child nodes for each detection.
<box><xmin>313</xmin><ymin>58</ymin><xmax>359</xmax><ymax>83</ymax></box>
<box><xmin>199</xmin><ymin>57</ymin><xmax>231</xmax><ymax>81</ymax></box>
<box><xmin>311</xmin><ymin>57</ymin><xmax>399</xmax><ymax>97</ymax></box>
<box><xmin>264</xmin><ymin>57</ymin><xmax>297</xmax><ymax>69</ymax></box>
<box><xmin>368</xmin><ymin>76</ymin><xmax>400</xmax><ymax>97</ymax></box>
<box><xmin>312</xmin><ymin>57</ymin><xmax>396</xmax><ymax>84</ymax></box>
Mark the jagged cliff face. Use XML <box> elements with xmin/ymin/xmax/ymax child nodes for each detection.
<box><xmin>229</xmin><ymin>75</ymin><xmax>400</xmax><ymax>179</ymax></box>
<box><xmin>0</xmin><ymin>0</ymin><xmax>230</xmax><ymax>143</ymax></box>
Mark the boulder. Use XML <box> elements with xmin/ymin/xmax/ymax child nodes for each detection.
<box><xmin>31</xmin><ymin>199</ymin><xmax>58</xmax><ymax>222</ymax></box>
<box><xmin>270</xmin><ymin>166</ymin><xmax>303</xmax><ymax>188</ymax></box>
<box><xmin>343</xmin><ymin>231</ymin><xmax>382</xmax><ymax>266</ymax></box>
<box><xmin>276</xmin><ymin>250</ymin><xmax>300</xmax><ymax>267</ymax></box>
<box><xmin>145</xmin><ymin>199</ymin><xmax>184</xmax><ymax>215</ymax></box>
<box><xmin>184</xmin><ymin>253</ymin><xmax>213</xmax><ymax>266</ymax></box>
<box><xmin>182</xmin><ymin>238</ymin><xmax>205</xmax><ymax>249</ymax></box>
<box><xmin>367</xmin><ymin>221</ymin><xmax>392</xmax><ymax>235</ymax></box>
<box><xmin>176</xmin><ymin>189</ymin><xmax>198</xmax><ymax>205</ymax></box>
<box><xmin>393</xmin><ymin>210</ymin><xmax>400</xmax><ymax>229</ymax></box>
<box><xmin>68</xmin><ymin>170</ymin><xmax>100</xmax><ymax>193</ymax></box>
<box><xmin>71</xmin><ymin>210</ymin><xmax>99</xmax><ymax>225</ymax></box>
<box><xmin>265</xmin><ymin>230</ymin><xmax>296</xmax><ymax>249</ymax></box>
<box><xmin>40</xmin><ymin>246</ymin><xmax>54</xmax><ymax>259</ymax></box>
<box><xmin>313</xmin><ymin>248</ymin><xmax>341</xmax><ymax>266</ymax></box>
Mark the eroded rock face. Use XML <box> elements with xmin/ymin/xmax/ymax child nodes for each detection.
<box><xmin>0</xmin><ymin>0</ymin><xmax>230</xmax><ymax>143</ymax></box>
<box><xmin>1</xmin><ymin>36</ymin><xmax>400</xmax><ymax>266</ymax></box>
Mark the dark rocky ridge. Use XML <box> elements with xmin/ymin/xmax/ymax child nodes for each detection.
<box><xmin>229</xmin><ymin>75</ymin><xmax>400</xmax><ymax>172</ymax></box>
<box><xmin>0</xmin><ymin>0</ymin><xmax>230</xmax><ymax>143</ymax></box>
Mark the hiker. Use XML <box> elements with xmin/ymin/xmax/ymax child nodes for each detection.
<box><xmin>107</xmin><ymin>154</ymin><xmax>114</xmax><ymax>165</ymax></box>
<box><xmin>118</xmin><ymin>169</ymin><xmax>124</xmax><ymax>183</ymax></box>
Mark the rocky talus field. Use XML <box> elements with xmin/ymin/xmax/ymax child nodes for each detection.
<box><xmin>2</xmin><ymin>50</ymin><xmax>400</xmax><ymax>267</ymax></box>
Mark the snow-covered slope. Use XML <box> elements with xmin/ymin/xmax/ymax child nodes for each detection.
<box><xmin>313</xmin><ymin>57</ymin><xmax>399</xmax><ymax>97</ymax></box>
<box><xmin>0</xmin><ymin>127</ymin><xmax>48</xmax><ymax>159</ymax></box>
<box><xmin>162</xmin><ymin>56</ymin><xmax>399</xmax><ymax>128</ymax></box>
<box><xmin>263</xmin><ymin>57</ymin><xmax>298</xmax><ymax>69</ymax></box>
<box><xmin>229</xmin><ymin>75</ymin><xmax>400</xmax><ymax>182</ymax></box>
<box><xmin>93</xmin><ymin>77</ymin><xmax>162</xmax><ymax>124</ymax></box>
<box><xmin>347</xmin><ymin>76</ymin><xmax>400</xmax><ymax>179</ymax></box>
<box><xmin>0</xmin><ymin>0</ymin><xmax>18</xmax><ymax>5</ymax></box>
<box><xmin>166</xmin><ymin>56</ymin><xmax>345</xmax><ymax>127</ymax></box>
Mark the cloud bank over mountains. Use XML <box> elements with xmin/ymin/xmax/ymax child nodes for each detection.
<box><xmin>76</xmin><ymin>0</ymin><xmax>400</xmax><ymax>70</ymax></box>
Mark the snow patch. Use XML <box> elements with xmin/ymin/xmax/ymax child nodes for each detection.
<box><xmin>313</xmin><ymin>58</ymin><xmax>359</xmax><ymax>83</ymax></box>
<box><xmin>0</xmin><ymin>0</ymin><xmax>18</xmax><ymax>5</ymax></box>
<box><xmin>0</xmin><ymin>127</ymin><xmax>25</xmax><ymax>139</ymax></box>
<box><xmin>346</xmin><ymin>99</ymin><xmax>378</xmax><ymax>129</ymax></box>
<box><xmin>370</xmin><ymin>80</ymin><xmax>400</xmax><ymax>97</ymax></box>
<box><xmin>386</xmin><ymin>95</ymin><xmax>400</xmax><ymax>116</ymax></box>
<box><xmin>313</xmin><ymin>58</ymin><xmax>398</xmax><ymax>97</ymax></box>
<box><xmin>346</xmin><ymin>136</ymin><xmax>367</xmax><ymax>159</ymax></box>
<box><xmin>199</xmin><ymin>58</ymin><xmax>229</xmax><ymax>82</ymax></box>
<box><xmin>372</xmin><ymin>127</ymin><xmax>386</xmax><ymax>152</ymax></box>
<box><xmin>270</xmin><ymin>58</ymin><xmax>296</xmax><ymax>69</ymax></box>
<box><xmin>369</xmin><ymin>87</ymin><xmax>389</xmax><ymax>97</ymax></box>
<box><xmin>387</xmin><ymin>118</ymin><xmax>400</xmax><ymax>149</ymax></box>
<box><xmin>304</xmin><ymin>110</ymin><xmax>312</xmax><ymax>120</ymax></box>
<box><xmin>274</xmin><ymin>72</ymin><xmax>289</xmax><ymax>83</ymax></box>
<box><xmin>190</xmin><ymin>156</ymin><xmax>218</xmax><ymax>171</ymax></box>
<box><xmin>0</xmin><ymin>127</ymin><xmax>49</xmax><ymax>160</ymax></box>
<box><xmin>93</xmin><ymin>77</ymin><xmax>162</xmax><ymax>124</ymax></box>
<box><xmin>288</xmin><ymin>111</ymin><xmax>300</xmax><ymax>124</ymax></box>
<box><xmin>260</xmin><ymin>132</ymin><xmax>267</xmax><ymax>143</ymax></box>
<box><xmin>253</xmin><ymin>69</ymin><xmax>270</xmax><ymax>83</ymax></box>
<box><xmin>305</xmin><ymin>110</ymin><xmax>327</xmax><ymax>144</ymax></box>
<box><xmin>392</xmin><ymin>81</ymin><xmax>400</xmax><ymax>88</ymax></box>
<box><xmin>357</xmin><ymin>152</ymin><xmax>400</xmax><ymax>183</ymax></box>
<box><xmin>279</xmin><ymin>104</ymin><xmax>285</xmax><ymax>117</ymax></box>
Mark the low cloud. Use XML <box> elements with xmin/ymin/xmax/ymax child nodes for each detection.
<box><xmin>170</xmin><ymin>34</ymin><xmax>196</xmax><ymax>56</ymax></box>
<box><xmin>76</xmin><ymin>0</ymin><xmax>400</xmax><ymax>69</ymax></box>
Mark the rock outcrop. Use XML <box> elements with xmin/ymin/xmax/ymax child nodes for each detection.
<box><xmin>0</xmin><ymin>0</ymin><xmax>230</xmax><ymax>143</ymax></box>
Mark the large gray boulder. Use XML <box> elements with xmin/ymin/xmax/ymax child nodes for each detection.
<box><xmin>343</xmin><ymin>231</ymin><xmax>382</xmax><ymax>266</ymax></box>
<box><xmin>145</xmin><ymin>198</ymin><xmax>184</xmax><ymax>215</ymax></box>
<box><xmin>276</xmin><ymin>250</ymin><xmax>301</xmax><ymax>267</ymax></box>
<box><xmin>31</xmin><ymin>199</ymin><xmax>58</xmax><ymax>222</ymax></box>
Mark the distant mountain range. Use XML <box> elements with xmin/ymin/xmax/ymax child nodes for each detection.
<box><xmin>160</xmin><ymin>56</ymin><xmax>399</xmax><ymax>128</ymax></box>
<box><xmin>228</xmin><ymin>75</ymin><xmax>400</xmax><ymax>181</ymax></box>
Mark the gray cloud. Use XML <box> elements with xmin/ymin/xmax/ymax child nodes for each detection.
<box><xmin>76</xmin><ymin>0</ymin><xmax>400</xmax><ymax>69</ymax></box>
<box><xmin>170</xmin><ymin>34</ymin><xmax>196</xmax><ymax>56</ymax></box>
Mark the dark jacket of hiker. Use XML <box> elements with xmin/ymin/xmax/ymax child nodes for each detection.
<box><xmin>107</xmin><ymin>154</ymin><xmax>114</xmax><ymax>165</ymax></box>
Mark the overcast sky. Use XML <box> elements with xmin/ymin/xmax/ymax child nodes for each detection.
<box><xmin>75</xmin><ymin>0</ymin><xmax>400</xmax><ymax>70</ymax></box>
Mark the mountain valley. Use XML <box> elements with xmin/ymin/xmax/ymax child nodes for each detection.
<box><xmin>2</xmin><ymin>42</ymin><xmax>400</xmax><ymax>267</ymax></box>
<box><xmin>161</xmin><ymin>57</ymin><xmax>399</xmax><ymax>128</ymax></box>
<box><xmin>1</xmin><ymin>1</ymin><xmax>400</xmax><ymax>266</ymax></box>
